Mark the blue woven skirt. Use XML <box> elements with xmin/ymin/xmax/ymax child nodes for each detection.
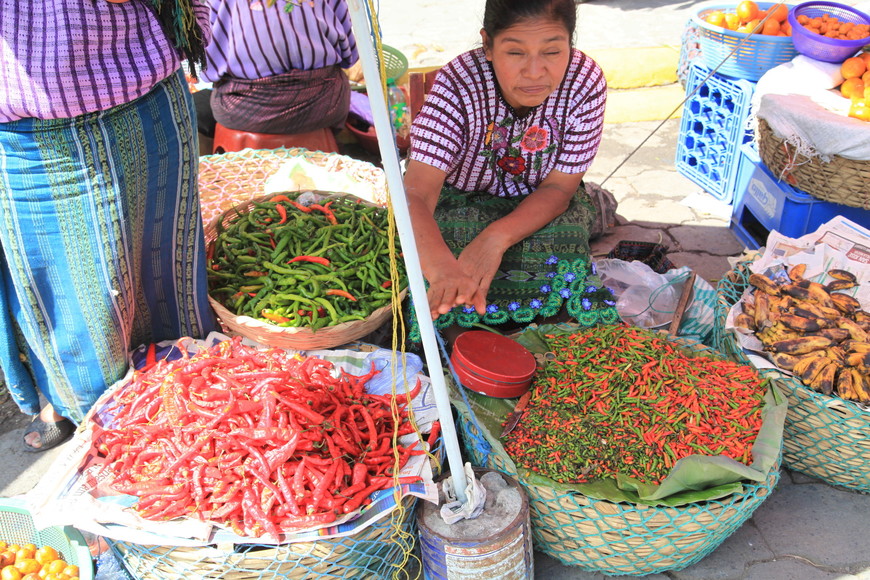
<box><xmin>0</xmin><ymin>70</ymin><xmax>217</xmax><ymax>423</ymax></box>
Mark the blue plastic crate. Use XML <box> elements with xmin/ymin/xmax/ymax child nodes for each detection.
<box><xmin>676</xmin><ymin>64</ymin><xmax>755</xmax><ymax>204</ymax></box>
<box><xmin>731</xmin><ymin>143</ymin><xmax>870</xmax><ymax>248</ymax></box>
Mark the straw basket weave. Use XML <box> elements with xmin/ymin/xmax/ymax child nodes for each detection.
<box><xmin>106</xmin><ymin>497</ymin><xmax>418</xmax><ymax>580</ymax></box>
<box><xmin>452</xmin><ymin>336</ymin><xmax>781</xmax><ymax>577</ymax></box>
<box><xmin>204</xmin><ymin>192</ymin><xmax>406</xmax><ymax>350</ymax></box>
<box><xmin>455</xmin><ymin>413</ymin><xmax>779</xmax><ymax>576</ymax></box>
<box><xmin>713</xmin><ymin>261</ymin><xmax>870</xmax><ymax>493</ymax></box>
<box><xmin>757</xmin><ymin>118</ymin><xmax>870</xmax><ymax>209</ymax></box>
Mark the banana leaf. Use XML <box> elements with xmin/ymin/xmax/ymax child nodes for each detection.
<box><xmin>450</xmin><ymin>323</ymin><xmax>787</xmax><ymax>507</ymax></box>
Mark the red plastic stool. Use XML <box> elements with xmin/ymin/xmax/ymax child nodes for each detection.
<box><xmin>212</xmin><ymin>123</ymin><xmax>339</xmax><ymax>154</ymax></box>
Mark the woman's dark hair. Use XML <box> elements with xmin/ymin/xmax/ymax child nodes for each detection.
<box><xmin>482</xmin><ymin>0</ymin><xmax>577</xmax><ymax>45</ymax></box>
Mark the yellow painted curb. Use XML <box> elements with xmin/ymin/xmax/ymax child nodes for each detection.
<box><xmin>604</xmin><ymin>83</ymin><xmax>686</xmax><ymax>124</ymax></box>
<box><xmin>585</xmin><ymin>46</ymin><xmax>681</xmax><ymax>90</ymax></box>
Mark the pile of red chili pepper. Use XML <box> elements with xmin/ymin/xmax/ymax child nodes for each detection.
<box><xmin>207</xmin><ymin>192</ymin><xmax>406</xmax><ymax>330</ymax></box>
<box><xmin>91</xmin><ymin>336</ymin><xmax>430</xmax><ymax>539</ymax></box>
<box><xmin>503</xmin><ymin>325</ymin><xmax>767</xmax><ymax>486</ymax></box>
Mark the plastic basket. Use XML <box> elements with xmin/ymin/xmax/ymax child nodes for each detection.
<box><xmin>0</xmin><ymin>498</ymin><xmax>94</xmax><ymax>580</ymax></box>
<box><xmin>788</xmin><ymin>1</ymin><xmax>870</xmax><ymax>62</ymax></box>
<box><xmin>712</xmin><ymin>261</ymin><xmax>870</xmax><ymax>493</ymax></box>
<box><xmin>693</xmin><ymin>3</ymin><xmax>798</xmax><ymax>81</ymax></box>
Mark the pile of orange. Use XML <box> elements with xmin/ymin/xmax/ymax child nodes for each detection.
<box><xmin>795</xmin><ymin>13</ymin><xmax>870</xmax><ymax>40</ymax></box>
<box><xmin>841</xmin><ymin>52</ymin><xmax>870</xmax><ymax>121</ymax></box>
<box><xmin>0</xmin><ymin>541</ymin><xmax>80</xmax><ymax>580</ymax></box>
<box><xmin>704</xmin><ymin>1</ymin><xmax>792</xmax><ymax>36</ymax></box>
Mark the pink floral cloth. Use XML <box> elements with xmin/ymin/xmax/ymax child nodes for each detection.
<box><xmin>409</xmin><ymin>47</ymin><xmax>606</xmax><ymax>198</ymax></box>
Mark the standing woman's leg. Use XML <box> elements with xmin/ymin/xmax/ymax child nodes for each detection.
<box><xmin>0</xmin><ymin>69</ymin><xmax>216</xmax><ymax>435</ymax></box>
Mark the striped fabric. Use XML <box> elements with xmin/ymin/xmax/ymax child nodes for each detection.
<box><xmin>200</xmin><ymin>0</ymin><xmax>358</xmax><ymax>83</ymax></box>
<box><xmin>410</xmin><ymin>48</ymin><xmax>607</xmax><ymax>198</ymax></box>
<box><xmin>0</xmin><ymin>70</ymin><xmax>218</xmax><ymax>423</ymax></box>
<box><xmin>0</xmin><ymin>0</ymin><xmax>211</xmax><ymax>122</ymax></box>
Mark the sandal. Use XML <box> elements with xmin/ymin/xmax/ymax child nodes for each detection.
<box><xmin>22</xmin><ymin>416</ymin><xmax>75</xmax><ymax>453</ymax></box>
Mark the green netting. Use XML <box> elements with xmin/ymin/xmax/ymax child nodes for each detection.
<box><xmin>106</xmin><ymin>498</ymin><xmax>419</xmax><ymax>580</ymax></box>
<box><xmin>449</xmin><ymin>329</ymin><xmax>782</xmax><ymax>576</ymax></box>
<box><xmin>713</xmin><ymin>261</ymin><xmax>870</xmax><ymax>493</ymax></box>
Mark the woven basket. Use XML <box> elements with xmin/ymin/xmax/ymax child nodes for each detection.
<box><xmin>452</xmin><ymin>332</ymin><xmax>781</xmax><ymax>576</ymax></box>
<box><xmin>107</xmin><ymin>497</ymin><xmax>418</xmax><ymax>580</ymax></box>
<box><xmin>205</xmin><ymin>193</ymin><xmax>406</xmax><ymax>350</ymax></box>
<box><xmin>456</xmin><ymin>412</ymin><xmax>780</xmax><ymax>576</ymax></box>
<box><xmin>712</xmin><ymin>260</ymin><xmax>870</xmax><ymax>493</ymax></box>
<box><xmin>757</xmin><ymin>118</ymin><xmax>870</xmax><ymax>209</ymax></box>
<box><xmin>197</xmin><ymin>147</ymin><xmax>387</xmax><ymax>230</ymax></box>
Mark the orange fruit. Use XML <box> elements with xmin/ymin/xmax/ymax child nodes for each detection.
<box><xmin>762</xmin><ymin>18</ymin><xmax>781</xmax><ymax>35</ymax></box>
<box><xmin>32</xmin><ymin>548</ymin><xmax>57</xmax><ymax>567</ymax></box>
<box><xmin>737</xmin><ymin>1</ymin><xmax>759</xmax><ymax>23</ymax></box>
<box><xmin>769</xmin><ymin>3</ymin><xmax>789</xmax><ymax>22</ymax></box>
<box><xmin>59</xmin><ymin>566</ymin><xmax>78</xmax><ymax>578</ymax></box>
<box><xmin>724</xmin><ymin>12</ymin><xmax>741</xmax><ymax>30</ymax></box>
<box><xmin>841</xmin><ymin>77</ymin><xmax>865</xmax><ymax>99</ymax></box>
<box><xmin>860</xmin><ymin>52</ymin><xmax>870</xmax><ymax>68</ymax></box>
<box><xmin>849</xmin><ymin>98</ymin><xmax>870</xmax><ymax>121</ymax></box>
<box><xmin>40</xmin><ymin>562</ymin><xmax>65</xmax><ymax>576</ymax></box>
<box><xmin>20</xmin><ymin>575</ymin><xmax>39</xmax><ymax>580</ymax></box>
<box><xmin>738</xmin><ymin>18</ymin><xmax>762</xmax><ymax>33</ymax></box>
<box><xmin>781</xmin><ymin>21</ymin><xmax>792</xmax><ymax>35</ymax></box>
<box><xmin>0</xmin><ymin>545</ymin><xmax>6</xmax><ymax>554</ymax></box>
<box><xmin>1</xmin><ymin>566</ymin><xmax>23</xmax><ymax>580</ymax></box>
<box><xmin>706</xmin><ymin>10</ymin><xmax>726</xmax><ymax>27</ymax></box>
<box><xmin>13</xmin><ymin>560</ymin><xmax>38</xmax><ymax>576</ymax></box>
<box><xmin>842</xmin><ymin>56</ymin><xmax>867</xmax><ymax>80</ymax></box>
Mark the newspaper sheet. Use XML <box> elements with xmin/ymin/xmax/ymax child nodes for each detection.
<box><xmin>26</xmin><ymin>333</ymin><xmax>440</xmax><ymax>547</ymax></box>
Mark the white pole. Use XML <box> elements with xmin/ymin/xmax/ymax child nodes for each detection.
<box><xmin>346</xmin><ymin>0</ymin><xmax>469</xmax><ymax>505</ymax></box>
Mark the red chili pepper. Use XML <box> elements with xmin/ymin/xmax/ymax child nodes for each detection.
<box><xmin>275</xmin><ymin>204</ymin><xmax>287</xmax><ymax>225</ymax></box>
<box><xmin>287</xmin><ymin>255</ymin><xmax>330</xmax><ymax>266</ymax></box>
<box><xmin>270</xmin><ymin>195</ymin><xmax>291</xmax><ymax>203</ymax></box>
<box><xmin>381</xmin><ymin>280</ymin><xmax>392</xmax><ymax>288</ymax></box>
<box><xmin>325</xmin><ymin>288</ymin><xmax>357</xmax><ymax>301</ymax></box>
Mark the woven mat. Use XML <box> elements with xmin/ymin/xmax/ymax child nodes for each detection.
<box><xmin>198</xmin><ymin>148</ymin><xmax>386</xmax><ymax>227</ymax></box>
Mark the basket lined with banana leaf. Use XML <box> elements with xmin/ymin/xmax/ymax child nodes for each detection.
<box><xmin>728</xmin><ymin>263</ymin><xmax>870</xmax><ymax>405</ymax></box>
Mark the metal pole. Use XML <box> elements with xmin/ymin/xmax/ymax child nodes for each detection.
<box><xmin>346</xmin><ymin>0</ymin><xmax>469</xmax><ymax>505</ymax></box>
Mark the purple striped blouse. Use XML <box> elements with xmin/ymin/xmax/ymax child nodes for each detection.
<box><xmin>410</xmin><ymin>48</ymin><xmax>607</xmax><ymax>198</ymax></box>
<box><xmin>200</xmin><ymin>0</ymin><xmax>358</xmax><ymax>84</ymax></box>
<box><xmin>0</xmin><ymin>0</ymin><xmax>211</xmax><ymax>122</ymax></box>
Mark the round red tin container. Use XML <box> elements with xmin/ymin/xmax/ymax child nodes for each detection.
<box><xmin>450</xmin><ymin>331</ymin><xmax>537</xmax><ymax>398</ymax></box>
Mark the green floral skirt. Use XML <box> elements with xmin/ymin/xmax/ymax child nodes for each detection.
<box><xmin>408</xmin><ymin>184</ymin><xmax>620</xmax><ymax>341</ymax></box>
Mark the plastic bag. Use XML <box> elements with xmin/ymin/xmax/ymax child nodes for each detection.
<box><xmin>595</xmin><ymin>258</ymin><xmax>716</xmax><ymax>341</ymax></box>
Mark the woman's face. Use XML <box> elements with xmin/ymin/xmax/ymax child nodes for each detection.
<box><xmin>482</xmin><ymin>17</ymin><xmax>572</xmax><ymax>114</ymax></box>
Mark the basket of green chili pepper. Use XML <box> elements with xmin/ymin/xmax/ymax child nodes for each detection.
<box><xmin>205</xmin><ymin>191</ymin><xmax>407</xmax><ymax>350</ymax></box>
<box><xmin>448</xmin><ymin>323</ymin><xmax>786</xmax><ymax>576</ymax></box>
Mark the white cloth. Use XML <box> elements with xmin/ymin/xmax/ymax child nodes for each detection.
<box><xmin>439</xmin><ymin>462</ymin><xmax>487</xmax><ymax>524</ymax></box>
<box><xmin>753</xmin><ymin>55</ymin><xmax>870</xmax><ymax>162</ymax></box>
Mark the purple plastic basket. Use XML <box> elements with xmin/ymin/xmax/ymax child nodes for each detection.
<box><xmin>788</xmin><ymin>1</ymin><xmax>870</xmax><ymax>62</ymax></box>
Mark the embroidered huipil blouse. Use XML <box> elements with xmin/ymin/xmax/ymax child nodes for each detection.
<box><xmin>409</xmin><ymin>47</ymin><xmax>606</xmax><ymax>198</ymax></box>
<box><xmin>0</xmin><ymin>0</ymin><xmax>211</xmax><ymax>122</ymax></box>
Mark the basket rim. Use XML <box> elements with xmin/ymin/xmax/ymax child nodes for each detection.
<box><xmin>789</xmin><ymin>1</ymin><xmax>870</xmax><ymax>48</ymax></box>
<box><xmin>693</xmin><ymin>2</ymin><xmax>798</xmax><ymax>42</ymax></box>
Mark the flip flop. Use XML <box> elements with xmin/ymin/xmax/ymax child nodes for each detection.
<box><xmin>22</xmin><ymin>416</ymin><xmax>75</xmax><ymax>453</ymax></box>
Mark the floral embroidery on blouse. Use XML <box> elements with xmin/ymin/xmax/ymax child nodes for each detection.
<box><xmin>481</xmin><ymin>116</ymin><xmax>559</xmax><ymax>186</ymax></box>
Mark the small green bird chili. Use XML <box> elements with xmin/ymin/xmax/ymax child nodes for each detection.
<box><xmin>502</xmin><ymin>324</ymin><xmax>767</xmax><ymax>486</ymax></box>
